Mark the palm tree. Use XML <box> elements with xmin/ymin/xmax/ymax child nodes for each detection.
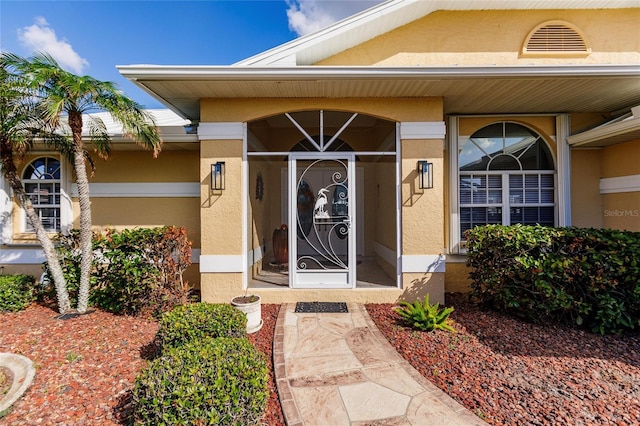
<box><xmin>0</xmin><ymin>53</ymin><xmax>73</xmax><ymax>313</ymax></box>
<box><xmin>8</xmin><ymin>53</ymin><xmax>162</xmax><ymax>313</ymax></box>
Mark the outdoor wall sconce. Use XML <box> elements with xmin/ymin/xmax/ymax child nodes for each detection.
<box><xmin>417</xmin><ymin>160</ymin><xmax>433</xmax><ymax>189</ymax></box>
<box><xmin>211</xmin><ymin>161</ymin><xmax>225</xmax><ymax>191</ymax></box>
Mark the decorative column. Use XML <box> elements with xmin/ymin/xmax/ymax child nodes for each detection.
<box><xmin>198</xmin><ymin>122</ymin><xmax>246</xmax><ymax>302</ymax></box>
<box><xmin>399</xmin><ymin>121</ymin><xmax>447</xmax><ymax>304</ymax></box>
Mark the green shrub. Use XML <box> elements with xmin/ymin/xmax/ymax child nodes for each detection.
<box><xmin>156</xmin><ymin>303</ymin><xmax>247</xmax><ymax>351</ymax></box>
<box><xmin>466</xmin><ymin>224</ymin><xmax>640</xmax><ymax>334</ymax></box>
<box><xmin>44</xmin><ymin>226</ymin><xmax>192</xmax><ymax>316</ymax></box>
<box><xmin>0</xmin><ymin>274</ymin><xmax>36</xmax><ymax>312</ymax></box>
<box><xmin>133</xmin><ymin>337</ymin><xmax>268</xmax><ymax>425</ymax></box>
<box><xmin>394</xmin><ymin>294</ymin><xmax>456</xmax><ymax>332</ymax></box>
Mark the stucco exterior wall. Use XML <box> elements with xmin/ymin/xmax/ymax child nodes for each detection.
<box><xmin>571</xmin><ymin>149</ymin><xmax>603</xmax><ymax>228</ymax></box>
<box><xmin>316</xmin><ymin>9</ymin><xmax>640</xmax><ymax>66</ymax></box>
<box><xmin>201</xmin><ymin>98</ymin><xmax>443</xmax><ymax>123</ymax></box>
<box><xmin>89</xmin><ymin>151</ymin><xmax>198</xmax><ymax>182</ymax></box>
<box><xmin>200</xmin><ymin>139</ymin><xmax>244</xmax><ymax>255</ymax></box>
<box><xmin>601</xmin><ymin>139</ymin><xmax>640</xmax><ymax>231</ymax></box>
<box><xmin>571</xmin><ymin>140</ymin><xmax>639</xmax><ymax>231</ymax></box>
<box><xmin>601</xmin><ymin>140</ymin><xmax>640</xmax><ymax>178</ymax></box>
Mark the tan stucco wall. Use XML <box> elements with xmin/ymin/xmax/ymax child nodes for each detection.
<box><xmin>571</xmin><ymin>140</ymin><xmax>639</xmax><ymax>230</ymax></box>
<box><xmin>200</xmin><ymin>139</ymin><xmax>244</xmax><ymax>255</ymax></box>
<box><xmin>202</xmin><ymin>98</ymin><xmax>443</xmax><ymax>123</ymax></box>
<box><xmin>602</xmin><ymin>192</ymin><xmax>640</xmax><ymax>231</ymax></box>
<box><xmin>571</xmin><ymin>149</ymin><xmax>603</xmax><ymax>228</ymax></box>
<box><xmin>83</xmin><ymin>198</ymin><xmax>201</xmax><ymax>247</ymax></box>
<box><xmin>601</xmin><ymin>139</ymin><xmax>640</xmax><ymax>231</ymax></box>
<box><xmin>401</xmin><ymin>139</ymin><xmax>444</xmax><ymax>255</ymax></box>
<box><xmin>444</xmin><ymin>262</ymin><xmax>472</xmax><ymax>293</ymax></box>
<box><xmin>317</xmin><ymin>9</ymin><xmax>640</xmax><ymax>66</ymax></box>
<box><xmin>375</xmin><ymin>160</ymin><xmax>397</xmax><ymax>251</ymax></box>
<box><xmin>89</xmin><ymin>151</ymin><xmax>199</xmax><ymax>182</ymax></box>
<box><xmin>601</xmin><ymin>140</ymin><xmax>640</xmax><ymax>178</ymax></box>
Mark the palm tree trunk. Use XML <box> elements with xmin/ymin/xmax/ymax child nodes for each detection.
<box><xmin>0</xmin><ymin>136</ymin><xmax>71</xmax><ymax>313</ymax></box>
<box><xmin>69</xmin><ymin>113</ymin><xmax>93</xmax><ymax>314</ymax></box>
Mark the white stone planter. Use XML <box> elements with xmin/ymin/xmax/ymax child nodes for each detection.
<box><xmin>231</xmin><ymin>295</ymin><xmax>263</xmax><ymax>334</ymax></box>
<box><xmin>0</xmin><ymin>353</ymin><xmax>36</xmax><ymax>413</ymax></box>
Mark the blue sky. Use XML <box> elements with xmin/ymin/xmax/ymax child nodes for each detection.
<box><xmin>1</xmin><ymin>0</ymin><xmax>383</xmax><ymax>109</ymax></box>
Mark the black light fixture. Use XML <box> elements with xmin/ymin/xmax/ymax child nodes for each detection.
<box><xmin>417</xmin><ymin>160</ymin><xmax>433</xmax><ymax>189</ymax></box>
<box><xmin>211</xmin><ymin>161</ymin><xmax>225</xmax><ymax>191</ymax></box>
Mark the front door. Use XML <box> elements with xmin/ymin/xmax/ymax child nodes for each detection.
<box><xmin>289</xmin><ymin>153</ymin><xmax>355</xmax><ymax>288</ymax></box>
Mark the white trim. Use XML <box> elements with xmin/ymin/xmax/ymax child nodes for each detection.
<box><xmin>395</xmin><ymin>123</ymin><xmax>402</xmax><ymax>288</ymax></box>
<box><xmin>247</xmin><ymin>244</ymin><xmax>266</xmax><ymax>267</ymax></box>
<box><xmin>0</xmin><ymin>247</ymin><xmax>46</xmax><ymax>264</ymax></box>
<box><xmin>401</xmin><ymin>255</ymin><xmax>446</xmax><ymax>273</ymax></box>
<box><xmin>60</xmin><ymin>160</ymin><xmax>73</xmax><ymax>234</ymax></box>
<box><xmin>242</xmin><ymin>123</ymin><xmax>248</xmax><ymax>289</ymax></box>
<box><xmin>198</xmin><ymin>122</ymin><xmax>244</xmax><ymax>140</ymax></box>
<box><xmin>0</xmin><ymin>247</ymin><xmax>201</xmax><ymax>265</ymax></box>
<box><xmin>568</xmin><ymin>115</ymin><xmax>640</xmax><ymax>146</ymax></box>
<box><xmin>69</xmin><ymin>182</ymin><xmax>199</xmax><ymax>197</ymax></box>
<box><xmin>199</xmin><ymin>255</ymin><xmax>244</xmax><ymax>273</ymax></box>
<box><xmin>557</xmin><ymin>115</ymin><xmax>572</xmax><ymax>226</ymax></box>
<box><xmin>448</xmin><ymin>116</ymin><xmax>460</xmax><ymax>254</ymax></box>
<box><xmin>374</xmin><ymin>241</ymin><xmax>397</xmax><ymax>267</ymax></box>
<box><xmin>120</xmin><ymin>65</ymin><xmax>640</xmax><ymax>81</ymax></box>
<box><xmin>400</xmin><ymin>122</ymin><xmax>446</xmax><ymax>140</ymax></box>
<box><xmin>600</xmin><ymin>174</ymin><xmax>640</xmax><ymax>194</ymax></box>
<box><xmin>0</xmin><ymin>178</ymin><xmax>13</xmax><ymax>244</ymax></box>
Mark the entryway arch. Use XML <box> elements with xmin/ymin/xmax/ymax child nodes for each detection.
<box><xmin>245</xmin><ymin>109</ymin><xmax>399</xmax><ymax>290</ymax></box>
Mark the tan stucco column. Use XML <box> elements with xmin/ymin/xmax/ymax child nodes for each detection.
<box><xmin>198</xmin><ymin>122</ymin><xmax>245</xmax><ymax>302</ymax></box>
<box><xmin>399</xmin><ymin>122</ymin><xmax>446</xmax><ymax>304</ymax></box>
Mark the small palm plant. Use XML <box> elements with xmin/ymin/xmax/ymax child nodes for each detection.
<box><xmin>394</xmin><ymin>294</ymin><xmax>456</xmax><ymax>332</ymax></box>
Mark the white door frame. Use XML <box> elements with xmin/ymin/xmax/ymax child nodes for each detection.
<box><xmin>288</xmin><ymin>152</ymin><xmax>356</xmax><ymax>289</ymax></box>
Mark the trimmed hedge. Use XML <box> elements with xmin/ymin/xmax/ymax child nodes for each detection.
<box><xmin>133</xmin><ymin>337</ymin><xmax>268</xmax><ymax>425</ymax></box>
<box><xmin>466</xmin><ymin>225</ymin><xmax>640</xmax><ymax>334</ymax></box>
<box><xmin>0</xmin><ymin>274</ymin><xmax>35</xmax><ymax>312</ymax></box>
<box><xmin>156</xmin><ymin>303</ymin><xmax>247</xmax><ymax>351</ymax></box>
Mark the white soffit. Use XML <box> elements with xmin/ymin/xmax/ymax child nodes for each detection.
<box><xmin>235</xmin><ymin>0</ymin><xmax>640</xmax><ymax>66</ymax></box>
<box><xmin>568</xmin><ymin>110</ymin><xmax>640</xmax><ymax>147</ymax></box>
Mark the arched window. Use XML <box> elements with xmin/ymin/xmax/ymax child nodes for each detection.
<box><xmin>459</xmin><ymin>122</ymin><xmax>555</xmax><ymax>241</ymax></box>
<box><xmin>22</xmin><ymin>157</ymin><xmax>61</xmax><ymax>232</ymax></box>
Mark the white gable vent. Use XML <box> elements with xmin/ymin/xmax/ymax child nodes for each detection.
<box><xmin>522</xmin><ymin>21</ymin><xmax>590</xmax><ymax>56</ymax></box>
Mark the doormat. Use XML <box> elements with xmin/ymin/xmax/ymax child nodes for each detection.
<box><xmin>295</xmin><ymin>302</ymin><xmax>348</xmax><ymax>313</ymax></box>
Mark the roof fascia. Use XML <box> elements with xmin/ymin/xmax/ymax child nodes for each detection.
<box><xmin>118</xmin><ymin>64</ymin><xmax>640</xmax><ymax>81</ymax></box>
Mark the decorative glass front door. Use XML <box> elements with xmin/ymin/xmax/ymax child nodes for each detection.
<box><xmin>289</xmin><ymin>153</ymin><xmax>355</xmax><ymax>288</ymax></box>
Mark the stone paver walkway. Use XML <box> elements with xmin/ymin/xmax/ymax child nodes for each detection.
<box><xmin>274</xmin><ymin>303</ymin><xmax>486</xmax><ymax>425</ymax></box>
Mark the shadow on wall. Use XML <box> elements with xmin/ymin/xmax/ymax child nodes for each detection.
<box><xmin>398</xmin><ymin>274</ymin><xmax>445</xmax><ymax>305</ymax></box>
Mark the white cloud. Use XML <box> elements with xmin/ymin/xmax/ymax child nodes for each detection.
<box><xmin>17</xmin><ymin>17</ymin><xmax>89</xmax><ymax>74</ymax></box>
<box><xmin>286</xmin><ymin>0</ymin><xmax>384</xmax><ymax>36</ymax></box>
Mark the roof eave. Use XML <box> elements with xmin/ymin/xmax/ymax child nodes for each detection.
<box><xmin>568</xmin><ymin>115</ymin><xmax>640</xmax><ymax>147</ymax></box>
<box><xmin>118</xmin><ymin>64</ymin><xmax>640</xmax><ymax>81</ymax></box>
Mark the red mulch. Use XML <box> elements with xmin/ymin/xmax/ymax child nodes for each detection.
<box><xmin>366</xmin><ymin>293</ymin><xmax>640</xmax><ymax>426</ymax></box>
<box><xmin>247</xmin><ymin>304</ymin><xmax>285</xmax><ymax>426</ymax></box>
<box><xmin>0</xmin><ymin>303</ymin><xmax>284</xmax><ymax>425</ymax></box>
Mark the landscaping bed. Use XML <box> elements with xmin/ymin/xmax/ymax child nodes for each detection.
<box><xmin>0</xmin><ymin>303</ymin><xmax>283</xmax><ymax>425</ymax></box>
<box><xmin>2</xmin><ymin>296</ymin><xmax>638</xmax><ymax>425</ymax></box>
<box><xmin>366</xmin><ymin>293</ymin><xmax>640</xmax><ymax>425</ymax></box>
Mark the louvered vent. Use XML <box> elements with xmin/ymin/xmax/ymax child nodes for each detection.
<box><xmin>524</xmin><ymin>22</ymin><xmax>590</xmax><ymax>55</ymax></box>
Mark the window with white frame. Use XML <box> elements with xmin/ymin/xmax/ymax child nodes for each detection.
<box><xmin>22</xmin><ymin>157</ymin><xmax>61</xmax><ymax>232</ymax></box>
<box><xmin>458</xmin><ymin>122</ymin><xmax>555</xmax><ymax>244</ymax></box>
